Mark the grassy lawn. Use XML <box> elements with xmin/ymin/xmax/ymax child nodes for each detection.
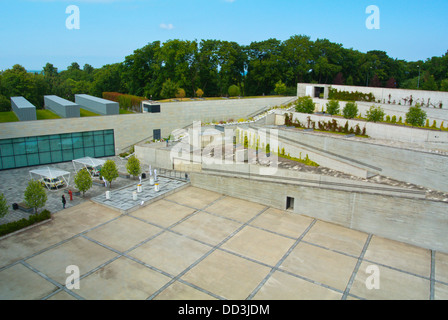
<box><xmin>36</xmin><ymin>109</ymin><xmax>61</xmax><ymax>120</ymax></box>
<box><xmin>0</xmin><ymin>111</ymin><xmax>19</xmax><ymax>123</ymax></box>
<box><xmin>80</xmin><ymin>108</ymin><xmax>100</xmax><ymax>117</ymax></box>
<box><xmin>119</xmin><ymin>108</ymin><xmax>134</xmax><ymax>114</ymax></box>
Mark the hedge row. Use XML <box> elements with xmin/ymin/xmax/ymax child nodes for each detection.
<box><xmin>328</xmin><ymin>88</ymin><xmax>376</xmax><ymax>102</ymax></box>
<box><xmin>102</xmin><ymin>92</ymin><xmax>146</xmax><ymax>111</ymax></box>
<box><xmin>0</xmin><ymin>209</ymin><xmax>51</xmax><ymax>237</ymax></box>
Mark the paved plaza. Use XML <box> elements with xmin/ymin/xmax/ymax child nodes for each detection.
<box><xmin>0</xmin><ymin>185</ymin><xmax>447</xmax><ymax>300</ymax></box>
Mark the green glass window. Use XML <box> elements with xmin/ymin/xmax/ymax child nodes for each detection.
<box><xmin>0</xmin><ymin>129</ymin><xmax>115</xmax><ymax>170</ymax></box>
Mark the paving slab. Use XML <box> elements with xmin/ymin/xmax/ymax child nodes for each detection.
<box><xmin>76</xmin><ymin>256</ymin><xmax>171</xmax><ymax>300</ymax></box>
<box><xmin>181</xmin><ymin>250</ymin><xmax>271</xmax><ymax>300</ymax></box>
<box><xmin>84</xmin><ymin>215</ymin><xmax>163</xmax><ymax>252</ymax></box>
<box><xmin>25</xmin><ymin>236</ymin><xmax>118</xmax><ymax>285</ymax></box>
<box><xmin>302</xmin><ymin>220</ymin><xmax>369</xmax><ymax>257</ymax></box>
<box><xmin>252</xmin><ymin>270</ymin><xmax>342</xmax><ymax>300</ymax></box>
<box><xmin>164</xmin><ymin>186</ymin><xmax>222</xmax><ymax>209</ymax></box>
<box><xmin>0</xmin><ymin>201</ymin><xmax>120</xmax><ymax>268</ymax></box>
<box><xmin>154</xmin><ymin>281</ymin><xmax>217</xmax><ymax>300</ymax></box>
<box><xmin>221</xmin><ymin>225</ymin><xmax>295</xmax><ymax>266</ymax></box>
<box><xmin>363</xmin><ymin>235</ymin><xmax>431</xmax><ymax>277</ymax></box>
<box><xmin>205</xmin><ymin>197</ymin><xmax>266</xmax><ymax>223</ymax></box>
<box><xmin>279</xmin><ymin>242</ymin><xmax>358</xmax><ymax>292</ymax></box>
<box><xmin>130</xmin><ymin>199</ymin><xmax>197</xmax><ymax>228</ymax></box>
<box><xmin>349</xmin><ymin>261</ymin><xmax>430</xmax><ymax>300</ymax></box>
<box><xmin>0</xmin><ymin>263</ymin><xmax>57</xmax><ymax>300</ymax></box>
<box><xmin>249</xmin><ymin>207</ymin><xmax>314</xmax><ymax>239</ymax></box>
<box><xmin>171</xmin><ymin>211</ymin><xmax>241</xmax><ymax>246</ymax></box>
<box><xmin>128</xmin><ymin>231</ymin><xmax>211</xmax><ymax>276</ymax></box>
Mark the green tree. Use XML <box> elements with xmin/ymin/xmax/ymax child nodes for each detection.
<box><xmin>274</xmin><ymin>80</ymin><xmax>287</xmax><ymax>95</ymax></box>
<box><xmin>24</xmin><ymin>179</ymin><xmax>47</xmax><ymax>214</ymax></box>
<box><xmin>74</xmin><ymin>168</ymin><xmax>93</xmax><ymax>197</ymax></box>
<box><xmin>326</xmin><ymin>100</ymin><xmax>340</xmax><ymax>115</ymax></box>
<box><xmin>0</xmin><ymin>193</ymin><xmax>8</xmax><ymax>218</ymax></box>
<box><xmin>366</xmin><ymin>105</ymin><xmax>385</xmax><ymax>122</ymax></box>
<box><xmin>196</xmin><ymin>88</ymin><xmax>204</xmax><ymax>98</ymax></box>
<box><xmin>294</xmin><ymin>96</ymin><xmax>315</xmax><ymax>114</ymax></box>
<box><xmin>228</xmin><ymin>84</ymin><xmax>240</xmax><ymax>97</ymax></box>
<box><xmin>342</xmin><ymin>102</ymin><xmax>358</xmax><ymax>119</ymax></box>
<box><xmin>160</xmin><ymin>79</ymin><xmax>180</xmax><ymax>99</ymax></box>
<box><xmin>176</xmin><ymin>88</ymin><xmax>186</xmax><ymax>101</ymax></box>
<box><xmin>406</xmin><ymin>104</ymin><xmax>427</xmax><ymax>127</ymax></box>
<box><xmin>126</xmin><ymin>155</ymin><xmax>142</xmax><ymax>178</ymax></box>
<box><xmin>101</xmin><ymin>160</ymin><xmax>119</xmax><ymax>188</ymax></box>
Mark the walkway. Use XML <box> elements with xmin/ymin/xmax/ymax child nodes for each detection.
<box><xmin>0</xmin><ymin>186</ymin><xmax>447</xmax><ymax>300</ymax></box>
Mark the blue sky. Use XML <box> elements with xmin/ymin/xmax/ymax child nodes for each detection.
<box><xmin>0</xmin><ymin>0</ymin><xmax>447</xmax><ymax>71</ymax></box>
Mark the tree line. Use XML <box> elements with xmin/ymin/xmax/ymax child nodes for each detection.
<box><xmin>1</xmin><ymin>34</ymin><xmax>447</xmax><ymax>111</ymax></box>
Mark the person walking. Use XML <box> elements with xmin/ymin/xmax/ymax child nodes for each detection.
<box><xmin>62</xmin><ymin>195</ymin><xmax>66</xmax><ymax>209</ymax></box>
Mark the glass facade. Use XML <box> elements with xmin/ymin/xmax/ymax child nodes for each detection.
<box><xmin>0</xmin><ymin>129</ymin><xmax>115</xmax><ymax>170</ymax></box>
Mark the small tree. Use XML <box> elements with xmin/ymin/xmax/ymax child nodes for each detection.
<box><xmin>274</xmin><ymin>80</ymin><xmax>287</xmax><ymax>95</ymax></box>
<box><xmin>126</xmin><ymin>155</ymin><xmax>142</xmax><ymax>178</ymax></box>
<box><xmin>228</xmin><ymin>85</ymin><xmax>240</xmax><ymax>97</ymax></box>
<box><xmin>366</xmin><ymin>105</ymin><xmax>385</xmax><ymax>122</ymax></box>
<box><xmin>0</xmin><ymin>193</ymin><xmax>8</xmax><ymax>218</ymax></box>
<box><xmin>326</xmin><ymin>100</ymin><xmax>340</xmax><ymax>115</ymax></box>
<box><xmin>74</xmin><ymin>168</ymin><xmax>92</xmax><ymax>197</ymax></box>
<box><xmin>101</xmin><ymin>160</ymin><xmax>119</xmax><ymax>189</ymax></box>
<box><xmin>295</xmin><ymin>96</ymin><xmax>315</xmax><ymax>114</ymax></box>
<box><xmin>24</xmin><ymin>179</ymin><xmax>47</xmax><ymax>214</ymax></box>
<box><xmin>176</xmin><ymin>88</ymin><xmax>186</xmax><ymax>101</ymax></box>
<box><xmin>196</xmin><ymin>88</ymin><xmax>204</xmax><ymax>98</ymax></box>
<box><xmin>160</xmin><ymin>79</ymin><xmax>180</xmax><ymax>99</ymax></box>
<box><xmin>343</xmin><ymin>101</ymin><xmax>358</xmax><ymax>119</ymax></box>
<box><xmin>406</xmin><ymin>104</ymin><xmax>427</xmax><ymax>127</ymax></box>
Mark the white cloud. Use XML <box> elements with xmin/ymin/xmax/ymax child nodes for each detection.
<box><xmin>160</xmin><ymin>23</ymin><xmax>174</xmax><ymax>30</ymax></box>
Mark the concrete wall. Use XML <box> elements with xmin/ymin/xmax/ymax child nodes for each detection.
<box><xmin>190</xmin><ymin>171</ymin><xmax>448</xmax><ymax>253</ymax></box>
<box><xmin>281</xmin><ymin>111</ymin><xmax>448</xmax><ymax>144</ymax></box>
<box><xmin>10</xmin><ymin>97</ymin><xmax>36</xmax><ymax>121</ymax></box>
<box><xmin>275</xmin><ymin>126</ymin><xmax>448</xmax><ymax>193</ymax></box>
<box><xmin>75</xmin><ymin>94</ymin><xmax>119</xmax><ymax>115</ymax></box>
<box><xmin>297</xmin><ymin>83</ymin><xmax>448</xmax><ymax>109</ymax></box>
<box><xmin>310</xmin><ymin>99</ymin><xmax>448</xmax><ymax>129</ymax></box>
<box><xmin>1</xmin><ymin>97</ymin><xmax>293</xmax><ymax>153</ymax></box>
<box><xmin>44</xmin><ymin>95</ymin><xmax>80</xmax><ymax>118</ymax></box>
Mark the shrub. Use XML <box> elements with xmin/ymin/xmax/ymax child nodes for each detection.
<box><xmin>391</xmin><ymin>115</ymin><xmax>397</xmax><ymax>123</ymax></box>
<box><xmin>24</xmin><ymin>179</ymin><xmax>47</xmax><ymax>214</ymax></box>
<box><xmin>326</xmin><ymin>100</ymin><xmax>340</xmax><ymax>115</ymax></box>
<box><xmin>342</xmin><ymin>102</ymin><xmax>358</xmax><ymax>119</ymax></box>
<box><xmin>0</xmin><ymin>209</ymin><xmax>51</xmax><ymax>237</ymax></box>
<box><xmin>101</xmin><ymin>160</ymin><xmax>119</xmax><ymax>188</ymax></box>
<box><xmin>366</xmin><ymin>105</ymin><xmax>385</xmax><ymax>122</ymax></box>
<box><xmin>295</xmin><ymin>96</ymin><xmax>315</xmax><ymax>114</ymax></box>
<box><xmin>74</xmin><ymin>168</ymin><xmax>92</xmax><ymax>197</ymax></box>
<box><xmin>126</xmin><ymin>155</ymin><xmax>142</xmax><ymax>178</ymax></box>
<box><xmin>228</xmin><ymin>85</ymin><xmax>241</xmax><ymax>97</ymax></box>
<box><xmin>406</xmin><ymin>104</ymin><xmax>427</xmax><ymax>127</ymax></box>
<box><xmin>0</xmin><ymin>193</ymin><xmax>8</xmax><ymax>218</ymax></box>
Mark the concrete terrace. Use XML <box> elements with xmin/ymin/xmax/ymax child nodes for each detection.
<box><xmin>1</xmin><ymin>185</ymin><xmax>448</xmax><ymax>300</ymax></box>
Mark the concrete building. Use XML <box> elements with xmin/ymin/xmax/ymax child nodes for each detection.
<box><xmin>297</xmin><ymin>83</ymin><xmax>448</xmax><ymax>109</ymax></box>
<box><xmin>75</xmin><ymin>94</ymin><xmax>119</xmax><ymax>115</ymax></box>
<box><xmin>10</xmin><ymin>97</ymin><xmax>37</xmax><ymax>121</ymax></box>
<box><xmin>44</xmin><ymin>95</ymin><xmax>80</xmax><ymax>118</ymax></box>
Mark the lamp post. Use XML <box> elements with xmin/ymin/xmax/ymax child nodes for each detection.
<box><xmin>417</xmin><ymin>65</ymin><xmax>421</xmax><ymax>89</ymax></box>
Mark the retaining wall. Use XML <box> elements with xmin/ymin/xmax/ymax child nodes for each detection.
<box><xmin>190</xmin><ymin>170</ymin><xmax>448</xmax><ymax>253</ymax></box>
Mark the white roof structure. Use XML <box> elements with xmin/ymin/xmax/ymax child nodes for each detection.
<box><xmin>29</xmin><ymin>167</ymin><xmax>71</xmax><ymax>190</ymax></box>
<box><xmin>72</xmin><ymin>157</ymin><xmax>106</xmax><ymax>177</ymax></box>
